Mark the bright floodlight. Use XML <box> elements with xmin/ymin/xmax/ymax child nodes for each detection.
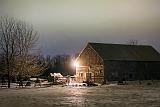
<box><xmin>73</xmin><ymin>61</ymin><xmax>79</xmax><ymax>67</ymax></box>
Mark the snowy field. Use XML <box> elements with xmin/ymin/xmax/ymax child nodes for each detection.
<box><xmin>0</xmin><ymin>85</ymin><xmax>160</xmax><ymax>107</ymax></box>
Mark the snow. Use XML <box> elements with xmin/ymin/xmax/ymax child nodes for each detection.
<box><xmin>0</xmin><ymin>85</ymin><xmax>160</xmax><ymax>107</ymax></box>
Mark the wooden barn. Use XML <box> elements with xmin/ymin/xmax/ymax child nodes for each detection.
<box><xmin>75</xmin><ymin>42</ymin><xmax>160</xmax><ymax>84</ymax></box>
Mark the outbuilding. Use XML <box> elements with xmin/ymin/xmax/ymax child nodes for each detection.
<box><xmin>75</xmin><ymin>43</ymin><xmax>160</xmax><ymax>84</ymax></box>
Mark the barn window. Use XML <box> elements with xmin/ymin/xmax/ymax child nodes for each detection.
<box><xmin>80</xmin><ymin>73</ymin><xmax>83</xmax><ymax>77</ymax></box>
<box><xmin>86</xmin><ymin>73</ymin><xmax>92</xmax><ymax>78</ymax></box>
<box><xmin>99</xmin><ymin>70</ymin><xmax>102</xmax><ymax>74</ymax></box>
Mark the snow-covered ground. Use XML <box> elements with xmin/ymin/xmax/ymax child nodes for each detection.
<box><xmin>0</xmin><ymin>85</ymin><xmax>160</xmax><ymax>107</ymax></box>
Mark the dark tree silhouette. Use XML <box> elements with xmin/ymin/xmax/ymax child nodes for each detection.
<box><xmin>0</xmin><ymin>16</ymin><xmax>44</xmax><ymax>88</ymax></box>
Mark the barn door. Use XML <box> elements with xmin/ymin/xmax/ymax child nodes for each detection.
<box><xmin>86</xmin><ymin>73</ymin><xmax>92</xmax><ymax>82</ymax></box>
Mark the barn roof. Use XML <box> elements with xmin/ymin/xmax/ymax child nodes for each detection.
<box><xmin>89</xmin><ymin>42</ymin><xmax>160</xmax><ymax>61</ymax></box>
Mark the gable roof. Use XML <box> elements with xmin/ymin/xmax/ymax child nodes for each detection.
<box><xmin>89</xmin><ymin>42</ymin><xmax>160</xmax><ymax>61</ymax></box>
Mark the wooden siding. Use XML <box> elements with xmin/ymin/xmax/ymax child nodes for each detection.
<box><xmin>76</xmin><ymin>44</ymin><xmax>104</xmax><ymax>83</ymax></box>
<box><xmin>104</xmin><ymin>61</ymin><xmax>160</xmax><ymax>81</ymax></box>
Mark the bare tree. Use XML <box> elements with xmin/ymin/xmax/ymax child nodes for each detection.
<box><xmin>126</xmin><ymin>40</ymin><xmax>138</xmax><ymax>45</ymax></box>
<box><xmin>0</xmin><ymin>16</ymin><xmax>43</xmax><ymax>88</ymax></box>
<box><xmin>0</xmin><ymin>17</ymin><xmax>17</xmax><ymax>88</ymax></box>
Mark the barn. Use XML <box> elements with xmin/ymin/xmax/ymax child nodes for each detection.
<box><xmin>75</xmin><ymin>42</ymin><xmax>160</xmax><ymax>84</ymax></box>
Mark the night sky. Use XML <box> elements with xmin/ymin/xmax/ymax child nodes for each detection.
<box><xmin>0</xmin><ymin>0</ymin><xmax>160</xmax><ymax>56</ymax></box>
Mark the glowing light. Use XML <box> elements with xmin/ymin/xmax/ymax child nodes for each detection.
<box><xmin>73</xmin><ymin>61</ymin><xmax>79</xmax><ymax>67</ymax></box>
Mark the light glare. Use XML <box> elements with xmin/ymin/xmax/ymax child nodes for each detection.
<box><xmin>74</xmin><ymin>61</ymin><xmax>79</xmax><ymax>67</ymax></box>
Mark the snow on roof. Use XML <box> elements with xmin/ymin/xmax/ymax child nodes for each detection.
<box><xmin>50</xmin><ymin>73</ymin><xmax>63</xmax><ymax>77</ymax></box>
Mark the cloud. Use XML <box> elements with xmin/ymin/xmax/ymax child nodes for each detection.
<box><xmin>0</xmin><ymin>0</ymin><xmax>160</xmax><ymax>55</ymax></box>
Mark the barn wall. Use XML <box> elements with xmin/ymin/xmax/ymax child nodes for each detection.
<box><xmin>76</xmin><ymin>44</ymin><xmax>104</xmax><ymax>83</ymax></box>
<box><xmin>104</xmin><ymin>60</ymin><xmax>160</xmax><ymax>81</ymax></box>
<box><xmin>77</xmin><ymin>44</ymin><xmax>103</xmax><ymax>66</ymax></box>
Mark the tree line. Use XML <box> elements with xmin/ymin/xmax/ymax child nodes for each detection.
<box><xmin>0</xmin><ymin>16</ymin><xmax>48</xmax><ymax>88</ymax></box>
<box><xmin>0</xmin><ymin>16</ymin><xmax>76</xmax><ymax>88</ymax></box>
